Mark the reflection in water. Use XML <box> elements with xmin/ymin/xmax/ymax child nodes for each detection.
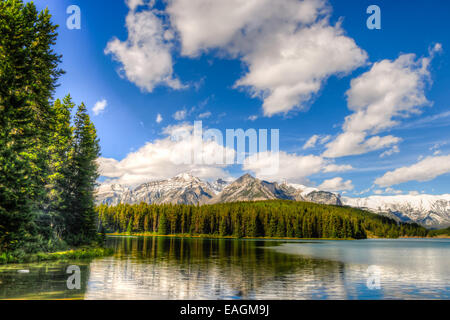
<box><xmin>86</xmin><ymin>237</ymin><xmax>351</xmax><ymax>300</ymax></box>
<box><xmin>0</xmin><ymin>262</ymin><xmax>90</xmax><ymax>300</ymax></box>
<box><xmin>0</xmin><ymin>237</ymin><xmax>449</xmax><ymax>300</ymax></box>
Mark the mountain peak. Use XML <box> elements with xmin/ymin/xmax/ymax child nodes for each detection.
<box><xmin>236</xmin><ymin>173</ymin><xmax>257</xmax><ymax>182</ymax></box>
<box><xmin>174</xmin><ymin>172</ymin><xmax>196</xmax><ymax>181</ymax></box>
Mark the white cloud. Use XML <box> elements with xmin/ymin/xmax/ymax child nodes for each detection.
<box><xmin>385</xmin><ymin>187</ymin><xmax>403</xmax><ymax>195</ymax></box>
<box><xmin>173</xmin><ymin>109</ymin><xmax>187</xmax><ymax>120</ymax></box>
<box><xmin>243</xmin><ymin>151</ymin><xmax>352</xmax><ymax>184</ymax></box>
<box><xmin>93</xmin><ymin>99</ymin><xmax>108</xmax><ymax>115</ymax></box>
<box><xmin>303</xmin><ymin>135</ymin><xmax>320</xmax><ymax>149</ymax></box>
<box><xmin>324</xmin><ymin>50</ymin><xmax>439</xmax><ymax>158</ymax></box>
<box><xmin>303</xmin><ymin>134</ymin><xmax>332</xmax><ymax>149</ymax></box>
<box><xmin>375</xmin><ymin>155</ymin><xmax>450</xmax><ymax>187</ymax></box>
<box><xmin>322</xmin><ymin>164</ymin><xmax>353</xmax><ymax>173</ymax></box>
<box><xmin>198</xmin><ymin>111</ymin><xmax>212</xmax><ymax>119</ymax></box>
<box><xmin>166</xmin><ymin>0</ymin><xmax>367</xmax><ymax>116</ymax></box>
<box><xmin>380</xmin><ymin>145</ymin><xmax>400</xmax><ymax>158</ymax></box>
<box><xmin>98</xmin><ymin>123</ymin><xmax>235</xmax><ymax>186</ymax></box>
<box><xmin>248</xmin><ymin>115</ymin><xmax>258</xmax><ymax>121</ymax></box>
<box><xmin>318</xmin><ymin>177</ymin><xmax>353</xmax><ymax>192</ymax></box>
<box><xmin>244</xmin><ymin>152</ymin><xmax>325</xmax><ymax>184</ymax></box>
<box><xmin>156</xmin><ymin>113</ymin><xmax>163</xmax><ymax>123</ymax></box>
<box><xmin>126</xmin><ymin>0</ymin><xmax>144</xmax><ymax>11</ymax></box>
<box><xmin>105</xmin><ymin>3</ymin><xmax>184</xmax><ymax>92</ymax></box>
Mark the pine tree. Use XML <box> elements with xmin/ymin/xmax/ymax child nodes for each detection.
<box><xmin>0</xmin><ymin>0</ymin><xmax>63</xmax><ymax>252</ymax></box>
<box><xmin>62</xmin><ymin>103</ymin><xmax>100</xmax><ymax>245</ymax></box>
<box><xmin>39</xmin><ymin>95</ymin><xmax>75</xmax><ymax>239</ymax></box>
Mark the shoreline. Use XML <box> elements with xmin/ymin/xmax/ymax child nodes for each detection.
<box><xmin>106</xmin><ymin>232</ymin><xmax>356</xmax><ymax>241</ymax></box>
<box><xmin>0</xmin><ymin>247</ymin><xmax>114</xmax><ymax>266</ymax></box>
<box><xmin>107</xmin><ymin>232</ymin><xmax>450</xmax><ymax>241</ymax></box>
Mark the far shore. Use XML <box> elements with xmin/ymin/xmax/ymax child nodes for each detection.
<box><xmin>106</xmin><ymin>232</ymin><xmax>450</xmax><ymax>241</ymax></box>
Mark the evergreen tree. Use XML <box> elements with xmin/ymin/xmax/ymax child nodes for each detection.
<box><xmin>62</xmin><ymin>103</ymin><xmax>100</xmax><ymax>245</ymax></box>
<box><xmin>0</xmin><ymin>0</ymin><xmax>63</xmax><ymax>252</ymax></box>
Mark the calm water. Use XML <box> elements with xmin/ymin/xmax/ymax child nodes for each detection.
<box><xmin>0</xmin><ymin>237</ymin><xmax>449</xmax><ymax>300</ymax></box>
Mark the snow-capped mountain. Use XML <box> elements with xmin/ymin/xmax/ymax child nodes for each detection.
<box><xmin>96</xmin><ymin>183</ymin><xmax>130</xmax><ymax>206</ymax></box>
<box><xmin>96</xmin><ymin>173</ymin><xmax>216</xmax><ymax>205</ymax></box>
<box><xmin>96</xmin><ymin>173</ymin><xmax>450</xmax><ymax>228</ymax></box>
<box><xmin>342</xmin><ymin>195</ymin><xmax>450</xmax><ymax>229</ymax></box>
<box><xmin>207</xmin><ymin>174</ymin><xmax>278</xmax><ymax>203</ymax></box>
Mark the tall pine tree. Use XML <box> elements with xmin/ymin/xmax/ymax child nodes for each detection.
<box><xmin>62</xmin><ymin>103</ymin><xmax>100</xmax><ymax>245</ymax></box>
<box><xmin>0</xmin><ymin>0</ymin><xmax>63</xmax><ymax>252</ymax></box>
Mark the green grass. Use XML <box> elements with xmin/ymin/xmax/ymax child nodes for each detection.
<box><xmin>0</xmin><ymin>247</ymin><xmax>114</xmax><ymax>265</ymax></box>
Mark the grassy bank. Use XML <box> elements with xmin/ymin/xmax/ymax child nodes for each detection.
<box><xmin>0</xmin><ymin>247</ymin><xmax>114</xmax><ymax>265</ymax></box>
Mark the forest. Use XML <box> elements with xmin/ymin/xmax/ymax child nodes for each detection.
<box><xmin>97</xmin><ymin>200</ymin><xmax>429</xmax><ymax>239</ymax></box>
<box><xmin>0</xmin><ymin>0</ymin><xmax>101</xmax><ymax>260</ymax></box>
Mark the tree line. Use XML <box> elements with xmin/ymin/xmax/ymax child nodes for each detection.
<box><xmin>97</xmin><ymin>200</ymin><xmax>429</xmax><ymax>239</ymax></box>
<box><xmin>0</xmin><ymin>0</ymin><xmax>100</xmax><ymax>255</ymax></box>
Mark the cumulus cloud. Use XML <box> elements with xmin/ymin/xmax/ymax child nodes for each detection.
<box><xmin>324</xmin><ymin>50</ymin><xmax>439</xmax><ymax>158</ymax></box>
<box><xmin>105</xmin><ymin>1</ymin><xmax>184</xmax><ymax>92</ymax></box>
<box><xmin>166</xmin><ymin>0</ymin><xmax>367</xmax><ymax>116</ymax></box>
<box><xmin>375</xmin><ymin>155</ymin><xmax>450</xmax><ymax>187</ymax></box>
<box><xmin>156</xmin><ymin>113</ymin><xmax>163</xmax><ymax>123</ymax></box>
<box><xmin>318</xmin><ymin>177</ymin><xmax>353</xmax><ymax>192</ymax></box>
<box><xmin>98</xmin><ymin>123</ymin><xmax>235</xmax><ymax>186</ymax></box>
<box><xmin>126</xmin><ymin>0</ymin><xmax>144</xmax><ymax>11</ymax></box>
<box><xmin>93</xmin><ymin>99</ymin><xmax>107</xmax><ymax>115</ymax></box>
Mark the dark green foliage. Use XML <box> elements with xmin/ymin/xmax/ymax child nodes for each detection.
<box><xmin>97</xmin><ymin>200</ymin><xmax>429</xmax><ymax>239</ymax></box>
<box><xmin>428</xmin><ymin>227</ymin><xmax>450</xmax><ymax>237</ymax></box>
<box><xmin>0</xmin><ymin>0</ymin><xmax>63</xmax><ymax>252</ymax></box>
<box><xmin>0</xmin><ymin>1</ymin><xmax>101</xmax><ymax>254</ymax></box>
<box><xmin>61</xmin><ymin>103</ymin><xmax>100</xmax><ymax>245</ymax></box>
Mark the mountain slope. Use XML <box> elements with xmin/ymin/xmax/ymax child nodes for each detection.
<box><xmin>96</xmin><ymin>173</ymin><xmax>216</xmax><ymax>205</ymax></box>
<box><xmin>342</xmin><ymin>195</ymin><xmax>450</xmax><ymax>229</ymax></box>
<box><xmin>208</xmin><ymin>174</ymin><xmax>277</xmax><ymax>203</ymax></box>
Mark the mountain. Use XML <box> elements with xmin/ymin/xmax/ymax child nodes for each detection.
<box><xmin>342</xmin><ymin>195</ymin><xmax>450</xmax><ymax>229</ymax></box>
<box><xmin>96</xmin><ymin>173</ymin><xmax>216</xmax><ymax>205</ymax></box>
<box><xmin>207</xmin><ymin>174</ymin><xmax>278</xmax><ymax>203</ymax></box>
<box><xmin>96</xmin><ymin>173</ymin><xmax>449</xmax><ymax>228</ymax></box>
<box><xmin>97</xmin><ymin>173</ymin><xmax>344</xmax><ymax>207</ymax></box>
<box><xmin>96</xmin><ymin>183</ymin><xmax>130</xmax><ymax>206</ymax></box>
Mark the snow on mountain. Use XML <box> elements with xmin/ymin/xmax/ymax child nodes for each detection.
<box><xmin>96</xmin><ymin>173</ymin><xmax>450</xmax><ymax>229</ymax></box>
<box><xmin>208</xmin><ymin>178</ymin><xmax>231</xmax><ymax>195</ymax></box>
<box><xmin>95</xmin><ymin>183</ymin><xmax>130</xmax><ymax>206</ymax></box>
<box><xmin>342</xmin><ymin>194</ymin><xmax>450</xmax><ymax>229</ymax></box>
<box><xmin>208</xmin><ymin>174</ymin><xmax>278</xmax><ymax>203</ymax></box>
<box><xmin>96</xmin><ymin>173</ymin><xmax>215</xmax><ymax>205</ymax></box>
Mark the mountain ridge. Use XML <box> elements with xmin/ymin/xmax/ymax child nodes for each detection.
<box><xmin>96</xmin><ymin>173</ymin><xmax>450</xmax><ymax>229</ymax></box>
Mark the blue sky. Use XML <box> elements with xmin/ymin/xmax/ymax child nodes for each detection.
<box><xmin>33</xmin><ymin>0</ymin><xmax>450</xmax><ymax>196</ymax></box>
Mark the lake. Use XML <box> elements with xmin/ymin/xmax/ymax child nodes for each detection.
<box><xmin>0</xmin><ymin>237</ymin><xmax>449</xmax><ymax>300</ymax></box>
